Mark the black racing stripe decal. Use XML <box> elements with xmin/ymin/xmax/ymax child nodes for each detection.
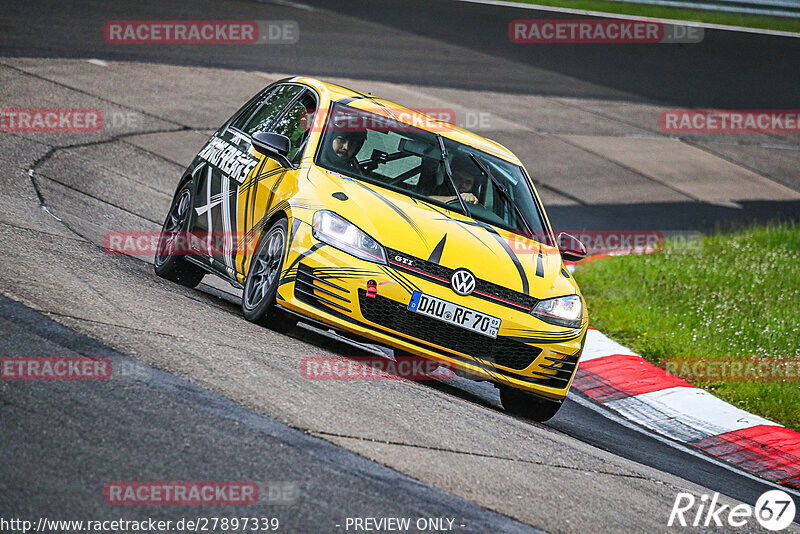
<box><xmin>239</xmin><ymin>159</ymin><xmax>262</xmax><ymax>273</ymax></box>
<box><xmin>240</xmin><ymin>164</ymin><xmax>286</xmax><ymax>196</ymax></box>
<box><xmin>289</xmin><ymin>199</ymin><xmax>326</xmax><ymax>211</ymax></box>
<box><xmin>242</xmin><ymin>167</ymin><xmax>287</xmax><ymax>262</ymax></box>
<box><xmin>502</xmin><ymin>334</ymin><xmax>583</xmax><ymax>344</ymax></box>
<box><xmin>310</xmin><ymin>266</ymin><xmax>383</xmax><ymax>282</ymax></box>
<box><xmin>379</xmin><ymin>266</ymin><xmax>415</xmax><ymax>295</ymax></box>
<box><xmin>390</xmin><ymin>269</ymin><xmax>421</xmax><ymax>292</ymax></box>
<box><xmin>428</xmin><ymin>218</ymin><xmax>493</xmax><ymax>253</ymax></box>
<box><xmin>246</xmin><ymin>200</ymin><xmax>290</xmax><ymax>244</ymax></box>
<box><xmin>536</xmin><ymin>244</ymin><xmax>545</xmax><ymax>278</ymax></box>
<box><xmin>280</xmin><ymin>242</ymin><xmax>327</xmax><ymax>284</ymax></box>
<box><xmin>225</xmin><ymin>175</ymin><xmax>239</xmax><ymax>277</ymax></box>
<box><xmin>270</xmin><ymin>199</ymin><xmax>291</xmax><ymax>215</ymax></box>
<box><xmin>379</xmin><ymin>265</ymin><xmax>417</xmax><ymax>295</ymax></box>
<box><xmin>289</xmin><ymin>218</ymin><xmax>302</xmax><ymax>248</ymax></box>
<box><xmin>313</xmin><ymin>266</ymin><xmax>378</xmax><ymax>273</ymax></box>
<box><xmin>504</xmin><ymin>326</ymin><xmax>583</xmax><ymax>336</ymax></box>
<box><xmin>473</xmin><ymin>222</ymin><xmax>529</xmax><ymax>295</ymax></box>
<box><xmin>313</xmin><ymin>268</ymin><xmax>379</xmax><ymax>274</ymax></box>
<box><xmin>248</xmin><ymin>169</ymin><xmax>261</xmax><ymax>257</ymax></box>
<box><xmin>278</xmin><ymin>276</ymin><xmax>297</xmax><ymax>286</ymax></box>
<box><xmin>349</xmin><ymin>181</ymin><xmax>429</xmax><ymax>246</ymax></box>
<box><xmin>427</xmin><ymin>234</ymin><xmax>447</xmax><ymax>264</ymax></box>
<box><xmin>243</xmin><ymin>167</ymin><xmax>288</xmax><ymax>240</ymax></box>
<box><xmin>423</xmin><ymin>203</ymin><xmax>494</xmax><ymax>253</ymax></box>
<box><xmin>243</xmin><ymin>199</ymin><xmax>292</xmax><ymax>261</ymax></box>
<box><xmin>312</xmin><ymin>274</ymin><xmax>379</xmax><ymax>280</ymax></box>
<box><xmin>262</xmin><ymin>169</ymin><xmax>289</xmax><ymax>218</ymax></box>
<box><xmin>314</xmin><ymin>274</ymin><xmax>375</xmax><ymax>282</ymax></box>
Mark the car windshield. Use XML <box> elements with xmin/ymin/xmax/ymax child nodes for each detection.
<box><xmin>314</xmin><ymin>103</ymin><xmax>549</xmax><ymax>240</ymax></box>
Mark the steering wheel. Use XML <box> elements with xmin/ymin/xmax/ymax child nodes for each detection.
<box><xmin>446</xmin><ymin>196</ymin><xmax>484</xmax><ymax>208</ymax></box>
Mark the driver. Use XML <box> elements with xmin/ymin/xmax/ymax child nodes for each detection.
<box><xmin>322</xmin><ymin>129</ymin><xmax>367</xmax><ymax>171</ymax></box>
<box><xmin>431</xmin><ymin>156</ymin><xmax>479</xmax><ymax>205</ymax></box>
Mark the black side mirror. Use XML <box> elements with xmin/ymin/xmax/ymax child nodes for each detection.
<box><xmin>557</xmin><ymin>232</ymin><xmax>587</xmax><ymax>262</ymax></box>
<box><xmin>251</xmin><ymin>132</ymin><xmax>292</xmax><ymax>168</ymax></box>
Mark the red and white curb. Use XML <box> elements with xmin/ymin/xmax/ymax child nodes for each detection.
<box><xmin>573</xmin><ymin>327</ymin><xmax>800</xmax><ymax>490</ymax></box>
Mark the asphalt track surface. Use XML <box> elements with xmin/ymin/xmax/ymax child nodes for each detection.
<box><xmin>2</xmin><ymin>0</ymin><xmax>800</xmax><ymax>231</ymax></box>
<box><xmin>1</xmin><ymin>0</ymin><xmax>800</xmax><ymax>532</ymax></box>
<box><xmin>3</xmin><ymin>0</ymin><xmax>800</xmax><ymax>107</ymax></box>
<box><xmin>0</xmin><ymin>295</ymin><xmax>538</xmax><ymax>534</ymax></box>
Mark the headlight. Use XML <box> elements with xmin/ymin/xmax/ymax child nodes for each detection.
<box><xmin>312</xmin><ymin>211</ymin><xmax>387</xmax><ymax>264</ymax></box>
<box><xmin>531</xmin><ymin>295</ymin><xmax>583</xmax><ymax>328</ymax></box>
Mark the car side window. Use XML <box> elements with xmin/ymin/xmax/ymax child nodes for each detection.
<box><xmin>229</xmin><ymin>87</ymin><xmax>276</xmax><ymax>131</ymax></box>
<box><xmin>241</xmin><ymin>85</ymin><xmax>303</xmax><ymax>136</ymax></box>
<box><xmin>271</xmin><ymin>91</ymin><xmax>317</xmax><ymax>163</ymax></box>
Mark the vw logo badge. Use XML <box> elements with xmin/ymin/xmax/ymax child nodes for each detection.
<box><xmin>451</xmin><ymin>269</ymin><xmax>476</xmax><ymax>296</ymax></box>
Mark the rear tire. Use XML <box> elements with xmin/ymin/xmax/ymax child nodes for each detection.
<box><xmin>242</xmin><ymin>218</ymin><xmax>298</xmax><ymax>333</ymax></box>
<box><xmin>500</xmin><ymin>385</ymin><xmax>563</xmax><ymax>422</ymax></box>
<box><xmin>154</xmin><ymin>180</ymin><xmax>205</xmax><ymax>288</ymax></box>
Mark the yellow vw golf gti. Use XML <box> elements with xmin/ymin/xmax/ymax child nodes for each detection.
<box><xmin>155</xmin><ymin>77</ymin><xmax>588</xmax><ymax>421</ymax></box>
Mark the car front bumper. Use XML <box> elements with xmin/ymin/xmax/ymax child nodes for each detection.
<box><xmin>276</xmin><ymin>221</ymin><xmax>587</xmax><ymax>400</ymax></box>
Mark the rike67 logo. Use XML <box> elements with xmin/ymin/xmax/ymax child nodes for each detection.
<box><xmin>669</xmin><ymin>490</ymin><xmax>796</xmax><ymax>530</ymax></box>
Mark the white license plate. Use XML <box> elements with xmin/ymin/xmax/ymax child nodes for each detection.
<box><xmin>407</xmin><ymin>291</ymin><xmax>501</xmax><ymax>338</ymax></box>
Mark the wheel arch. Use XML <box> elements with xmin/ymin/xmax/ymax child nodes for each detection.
<box><xmin>241</xmin><ymin>205</ymin><xmax>294</xmax><ymax>282</ymax></box>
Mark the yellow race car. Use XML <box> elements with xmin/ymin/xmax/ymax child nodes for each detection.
<box><xmin>155</xmin><ymin>77</ymin><xmax>588</xmax><ymax>421</ymax></box>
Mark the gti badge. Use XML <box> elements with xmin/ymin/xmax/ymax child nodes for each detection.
<box><xmin>451</xmin><ymin>269</ymin><xmax>476</xmax><ymax>296</ymax></box>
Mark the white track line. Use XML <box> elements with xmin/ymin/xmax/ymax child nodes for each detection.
<box><xmin>581</xmin><ymin>328</ymin><xmax>638</xmax><ymax>361</ymax></box>
<box><xmin>606</xmin><ymin>386</ymin><xmax>781</xmax><ymax>441</ymax></box>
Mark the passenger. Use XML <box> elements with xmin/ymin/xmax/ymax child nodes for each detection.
<box><xmin>321</xmin><ymin>130</ymin><xmax>367</xmax><ymax>171</ymax></box>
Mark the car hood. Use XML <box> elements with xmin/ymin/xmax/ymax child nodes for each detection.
<box><xmin>305</xmin><ymin>167</ymin><xmax>579</xmax><ymax>300</ymax></box>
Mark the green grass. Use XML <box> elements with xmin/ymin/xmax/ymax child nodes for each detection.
<box><xmin>510</xmin><ymin>0</ymin><xmax>800</xmax><ymax>33</ymax></box>
<box><xmin>574</xmin><ymin>222</ymin><xmax>800</xmax><ymax>431</ymax></box>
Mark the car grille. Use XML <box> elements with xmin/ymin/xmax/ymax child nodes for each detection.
<box><xmin>385</xmin><ymin>248</ymin><xmax>538</xmax><ymax>312</ymax></box>
<box><xmin>358</xmin><ymin>289</ymin><xmax>545</xmax><ymax>372</ymax></box>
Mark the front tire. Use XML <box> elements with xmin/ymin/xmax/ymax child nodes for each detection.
<box><xmin>242</xmin><ymin>218</ymin><xmax>297</xmax><ymax>333</ymax></box>
<box><xmin>154</xmin><ymin>180</ymin><xmax>205</xmax><ymax>288</ymax></box>
<box><xmin>500</xmin><ymin>385</ymin><xmax>563</xmax><ymax>422</ymax></box>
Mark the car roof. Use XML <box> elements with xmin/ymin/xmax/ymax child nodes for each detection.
<box><xmin>289</xmin><ymin>76</ymin><xmax>522</xmax><ymax>165</ymax></box>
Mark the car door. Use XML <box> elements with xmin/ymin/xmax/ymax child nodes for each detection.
<box><xmin>234</xmin><ymin>87</ymin><xmax>318</xmax><ymax>282</ymax></box>
<box><xmin>190</xmin><ymin>84</ymin><xmax>306</xmax><ymax>282</ymax></box>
